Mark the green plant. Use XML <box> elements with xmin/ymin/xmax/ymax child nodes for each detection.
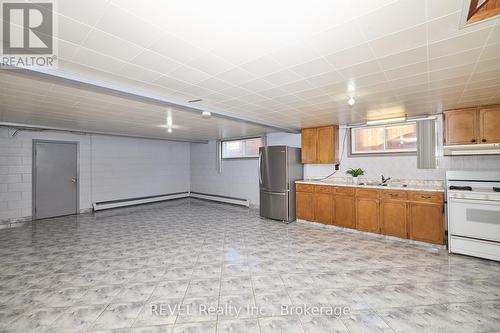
<box><xmin>346</xmin><ymin>168</ymin><xmax>365</xmax><ymax>178</ymax></box>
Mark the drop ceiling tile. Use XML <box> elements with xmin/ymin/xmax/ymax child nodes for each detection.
<box><xmin>428</xmin><ymin>48</ymin><xmax>481</xmax><ymax>71</ymax></box>
<box><xmin>55</xmin><ymin>14</ymin><xmax>93</xmax><ymax>45</ymax></box>
<box><xmin>377</xmin><ymin>46</ymin><xmax>428</xmax><ymax>70</ymax></box>
<box><xmin>57</xmin><ymin>0</ymin><xmax>109</xmax><ymax>26</ymax></box>
<box><xmin>153</xmin><ymin>75</ymin><xmax>192</xmax><ymax>91</ymax></box>
<box><xmin>429</xmin><ymin>63</ymin><xmax>475</xmax><ymax>81</ymax></box>
<box><xmin>57</xmin><ymin>39</ymin><xmax>80</xmax><ymax>61</ymax></box>
<box><xmin>288</xmin><ymin>58</ymin><xmax>334</xmax><ymax>78</ymax></box>
<box><xmin>356</xmin><ymin>0</ymin><xmax>426</xmax><ymax>40</ymax></box>
<box><xmin>95</xmin><ymin>4</ymin><xmax>162</xmax><ymax>48</ymax></box>
<box><xmin>271</xmin><ymin>42</ymin><xmax>321</xmax><ymax>68</ymax></box>
<box><xmin>387</xmin><ymin>73</ymin><xmax>428</xmax><ymax>89</ymax></box>
<box><xmin>384</xmin><ymin>61</ymin><xmax>428</xmax><ymax>80</ymax></box>
<box><xmin>218</xmin><ymin>86</ymin><xmax>252</xmax><ymax>99</ymax></box>
<box><xmin>279</xmin><ymin>80</ymin><xmax>315</xmax><ymax>94</ymax></box>
<box><xmin>82</xmin><ymin>29</ymin><xmax>144</xmax><ymax>62</ymax></box>
<box><xmin>306</xmin><ymin>71</ymin><xmax>344</xmax><ymax>88</ymax></box>
<box><xmin>310</xmin><ymin>22</ymin><xmax>366</xmax><ymax>55</ymax></box>
<box><xmin>325</xmin><ymin>43</ymin><xmax>376</xmax><ymax>69</ymax></box>
<box><xmin>425</xmin><ymin>0</ymin><xmax>462</xmax><ymax>20</ymax></box>
<box><xmin>429</xmin><ymin>75</ymin><xmax>469</xmax><ymax>89</ymax></box>
<box><xmin>257</xmin><ymin>87</ymin><xmax>288</xmax><ymax>99</ymax></box>
<box><xmin>480</xmin><ymin>42</ymin><xmax>500</xmax><ymax>61</ymax></box>
<box><xmin>130</xmin><ymin>50</ymin><xmax>180</xmax><ymax>76</ymax></box>
<box><xmin>428</xmin><ymin>12</ymin><xmax>495</xmax><ymax>44</ymax></box>
<box><xmin>338</xmin><ymin>60</ymin><xmax>382</xmax><ymax>78</ymax></box>
<box><xmin>167</xmin><ymin>65</ymin><xmax>211</xmax><ymax>84</ymax></box>
<box><xmin>469</xmin><ymin>69</ymin><xmax>500</xmax><ymax>82</ymax></box>
<box><xmin>238</xmin><ymin>79</ymin><xmax>275</xmax><ymax>92</ymax></box>
<box><xmin>215</xmin><ymin>67</ymin><xmax>256</xmax><ymax>85</ymax></box>
<box><xmin>178</xmin><ymin>85</ymin><xmax>215</xmax><ymax>99</ymax></box>
<box><xmin>369</xmin><ymin>24</ymin><xmax>427</xmax><ymax>58</ymax></box>
<box><xmin>428</xmin><ymin>28</ymin><xmax>491</xmax><ymax>58</ymax></box>
<box><xmin>186</xmin><ymin>52</ymin><xmax>233</xmax><ymax>76</ymax></box>
<box><xmin>261</xmin><ymin>70</ymin><xmax>302</xmax><ymax>86</ymax></box>
<box><xmin>474</xmin><ymin>58</ymin><xmax>500</xmax><ymax>73</ymax></box>
<box><xmin>72</xmin><ymin>48</ymin><xmax>127</xmax><ymax>74</ymax></box>
<box><xmin>239</xmin><ymin>57</ymin><xmax>285</xmax><ymax>77</ymax></box>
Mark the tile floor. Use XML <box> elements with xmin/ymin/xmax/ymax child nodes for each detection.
<box><xmin>0</xmin><ymin>198</ymin><xmax>499</xmax><ymax>333</ymax></box>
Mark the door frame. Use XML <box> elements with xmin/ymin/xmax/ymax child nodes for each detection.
<box><xmin>32</xmin><ymin>139</ymin><xmax>80</xmax><ymax>220</ymax></box>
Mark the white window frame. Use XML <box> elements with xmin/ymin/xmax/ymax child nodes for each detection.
<box><xmin>221</xmin><ymin>137</ymin><xmax>264</xmax><ymax>159</ymax></box>
<box><xmin>350</xmin><ymin>122</ymin><xmax>417</xmax><ymax>156</ymax></box>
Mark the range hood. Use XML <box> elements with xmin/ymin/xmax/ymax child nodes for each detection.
<box><xmin>444</xmin><ymin>143</ymin><xmax>500</xmax><ymax>156</ymax></box>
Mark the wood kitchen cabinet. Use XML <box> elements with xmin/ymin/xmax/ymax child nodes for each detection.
<box><xmin>334</xmin><ymin>190</ymin><xmax>355</xmax><ymax>229</ymax></box>
<box><xmin>380</xmin><ymin>191</ymin><xmax>407</xmax><ymax>238</ymax></box>
<box><xmin>443</xmin><ymin>105</ymin><xmax>500</xmax><ymax>145</ymax></box>
<box><xmin>479</xmin><ymin>106</ymin><xmax>500</xmax><ymax>143</ymax></box>
<box><xmin>407</xmin><ymin>191</ymin><xmax>444</xmax><ymax>244</ymax></box>
<box><xmin>443</xmin><ymin>108</ymin><xmax>478</xmax><ymax>145</ymax></box>
<box><xmin>355</xmin><ymin>188</ymin><xmax>380</xmax><ymax>233</ymax></box>
<box><xmin>314</xmin><ymin>193</ymin><xmax>333</xmax><ymax>224</ymax></box>
<box><xmin>296</xmin><ymin>191</ymin><xmax>315</xmax><ymax>221</ymax></box>
<box><xmin>301</xmin><ymin>125</ymin><xmax>339</xmax><ymax>164</ymax></box>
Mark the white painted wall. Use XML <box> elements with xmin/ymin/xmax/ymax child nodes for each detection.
<box><xmin>190</xmin><ymin>140</ymin><xmax>260</xmax><ymax>206</ymax></box>
<box><xmin>0</xmin><ymin>128</ymin><xmax>190</xmax><ymax>222</ymax></box>
<box><xmin>304</xmin><ymin>117</ymin><xmax>500</xmax><ymax>180</ymax></box>
<box><xmin>91</xmin><ymin>135</ymin><xmax>190</xmax><ymax>202</ymax></box>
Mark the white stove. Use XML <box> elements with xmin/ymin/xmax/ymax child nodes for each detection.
<box><xmin>446</xmin><ymin>171</ymin><xmax>500</xmax><ymax>261</ymax></box>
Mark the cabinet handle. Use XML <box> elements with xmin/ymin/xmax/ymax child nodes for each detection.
<box><xmin>471</xmin><ymin>139</ymin><xmax>476</xmax><ymax>143</ymax></box>
<box><xmin>482</xmin><ymin>139</ymin><xmax>487</xmax><ymax>143</ymax></box>
<box><xmin>421</xmin><ymin>195</ymin><xmax>431</xmax><ymax>199</ymax></box>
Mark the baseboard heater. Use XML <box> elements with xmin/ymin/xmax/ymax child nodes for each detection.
<box><xmin>93</xmin><ymin>192</ymin><xmax>190</xmax><ymax>211</ymax></box>
<box><xmin>189</xmin><ymin>192</ymin><xmax>250</xmax><ymax>207</ymax></box>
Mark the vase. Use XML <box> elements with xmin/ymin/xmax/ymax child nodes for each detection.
<box><xmin>352</xmin><ymin>177</ymin><xmax>359</xmax><ymax>184</ymax></box>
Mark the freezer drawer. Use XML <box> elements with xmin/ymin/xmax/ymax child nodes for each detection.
<box><xmin>260</xmin><ymin>190</ymin><xmax>289</xmax><ymax>221</ymax></box>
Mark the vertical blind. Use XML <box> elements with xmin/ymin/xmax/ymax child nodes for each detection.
<box><xmin>416</xmin><ymin>119</ymin><xmax>436</xmax><ymax>169</ymax></box>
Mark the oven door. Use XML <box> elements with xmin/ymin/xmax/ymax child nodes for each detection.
<box><xmin>448</xmin><ymin>198</ymin><xmax>500</xmax><ymax>242</ymax></box>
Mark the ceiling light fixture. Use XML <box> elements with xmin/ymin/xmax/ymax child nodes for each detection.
<box><xmin>366</xmin><ymin>116</ymin><xmax>407</xmax><ymax>126</ymax></box>
<box><xmin>347</xmin><ymin>96</ymin><xmax>355</xmax><ymax>106</ymax></box>
<box><xmin>202</xmin><ymin>111</ymin><xmax>212</xmax><ymax>118</ymax></box>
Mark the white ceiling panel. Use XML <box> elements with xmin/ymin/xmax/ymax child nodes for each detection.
<box><xmin>4</xmin><ymin>0</ymin><xmax>500</xmax><ymax>137</ymax></box>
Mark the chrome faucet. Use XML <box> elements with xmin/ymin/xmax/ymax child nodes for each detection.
<box><xmin>381</xmin><ymin>175</ymin><xmax>391</xmax><ymax>184</ymax></box>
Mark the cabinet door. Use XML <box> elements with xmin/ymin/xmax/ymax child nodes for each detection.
<box><xmin>380</xmin><ymin>200</ymin><xmax>407</xmax><ymax>238</ymax></box>
<box><xmin>314</xmin><ymin>193</ymin><xmax>333</xmax><ymax>224</ymax></box>
<box><xmin>356</xmin><ymin>198</ymin><xmax>380</xmax><ymax>233</ymax></box>
<box><xmin>296</xmin><ymin>191</ymin><xmax>315</xmax><ymax>221</ymax></box>
<box><xmin>443</xmin><ymin>109</ymin><xmax>478</xmax><ymax>145</ymax></box>
<box><xmin>408</xmin><ymin>203</ymin><xmax>444</xmax><ymax>244</ymax></box>
<box><xmin>317</xmin><ymin>126</ymin><xmax>335</xmax><ymax>163</ymax></box>
<box><xmin>334</xmin><ymin>196</ymin><xmax>355</xmax><ymax>228</ymax></box>
<box><xmin>479</xmin><ymin>107</ymin><xmax>500</xmax><ymax>143</ymax></box>
<box><xmin>301</xmin><ymin>128</ymin><xmax>317</xmax><ymax>163</ymax></box>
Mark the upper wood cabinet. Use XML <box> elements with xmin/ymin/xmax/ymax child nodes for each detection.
<box><xmin>479</xmin><ymin>106</ymin><xmax>500</xmax><ymax>143</ymax></box>
<box><xmin>443</xmin><ymin>106</ymin><xmax>500</xmax><ymax>145</ymax></box>
<box><xmin>301</xmin><ymin>125</ymin><xmax>339</xmax><ymax>164</ymax></box>
<box><xmin>443</xmin><ymin>108</ymin><xmax>478</xmax><ymax>145</ymax></box>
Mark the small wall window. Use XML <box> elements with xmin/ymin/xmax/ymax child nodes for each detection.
<box><xmin>351</xmin><ymin>123</ymin><xmax>417</xmax><ymax>155</ymax></box>
<box><xmin>222</xmin><ymin>137</ymin><xmax>263</xmax><ymax>159</ymax></box>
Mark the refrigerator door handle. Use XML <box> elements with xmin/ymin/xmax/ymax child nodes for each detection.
<box><xmin>262</xmin><ymin>191</ymin><xmax>287</xmax><ymax>196</ymax></box>
<box><xmin>258</xmin><ymin>151</ymin><xmax>263</xmax><ymax>185</ymax></box>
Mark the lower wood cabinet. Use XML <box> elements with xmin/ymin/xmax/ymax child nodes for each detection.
<box><xmin>356</xmin><ymin>198</ymin><xmax>380</xmax><ymax>233</ymax></box>
<box><xmin>380</xmin><ymin>200</ymin><xmax>407</xmax><ymax>238</ymax></box>
<box><xmin>296</xmin><ymin>191</ymin><xmax>314</xmax><ymax>221</ymax></box>
<box><xmin>408</xmin><ymin>202</ymin><xmax>444</xmax><ymax>244</ymax></box>
<box><xmin>314</xmin><ymin>193</ymin><xmax>333</xmax><ymax>224</ymax></box>
<box><xmin>296</xmin><ymin>183</ymin><xmax>445</xmax><ymax>244</ymax></box>
<box><xmin>334</xmin><ymin>196</ymin><xmax>355</xmax><ymax>228</ymax></box>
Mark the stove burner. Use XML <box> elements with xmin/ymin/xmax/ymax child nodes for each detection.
<box><xmin>494</xmin><ymin>187</ymin><xmax>500</xmax><ymax>192</ymax></box>
<box><xmin>449</xmin><ymin>186</ymin><xmax>473</xmax><ymax>191</ymax></box>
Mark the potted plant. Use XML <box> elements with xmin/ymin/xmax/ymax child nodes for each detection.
<box><xmin>346</xmin><ymin>168</ymin><xmax>365</xmax><ymax>184</ymax></box>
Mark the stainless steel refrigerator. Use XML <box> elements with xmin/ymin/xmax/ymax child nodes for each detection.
<box><xmin>259</xmin><ymin>146</ymin><xmax>303</xmax><ymax>222</ymax></box>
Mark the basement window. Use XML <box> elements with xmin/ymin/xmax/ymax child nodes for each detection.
<box><xmin>350</xmin><ymin>123</ymin><xmax>417</xmax><ymax>156</ymax></box>
<box><xmin>222</xmin><ymin>137</ymin><xmax>263</xmax><ymax>159</ymax></box>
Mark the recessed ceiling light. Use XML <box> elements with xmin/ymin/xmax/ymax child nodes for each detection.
<box><xmin>167</xmin><ymin>128</ymin><xmax>172</xmax><ymax>133</ymax></box>
<box><xmin>202</xmin><ymin>111</ymin><xmax>212</xmax><ymax>118</ymax></box>
<box><xmin>348</xmin><ymin>96</ymin><xmax>355</xmax><ymax>106</ymax></box>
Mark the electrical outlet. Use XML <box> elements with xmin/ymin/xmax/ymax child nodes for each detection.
<box><xmin>335</xmin><ymin>164</ymin><xmax>339</xmax><ymax>171</ymax></box>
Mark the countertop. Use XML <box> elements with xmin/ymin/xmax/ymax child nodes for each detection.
<box><xmin>296</xmin><ymin>179</ymin><xmax>445</xmax><ymax>192</ymax></box>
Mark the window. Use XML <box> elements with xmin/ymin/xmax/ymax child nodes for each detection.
<box><xmin>222</xmin><ymin>137</ymin><xmax>263</xmax><ymax>159</ymax></box>
<box><xmin>351</xmin><ymin>123</ymin><xmax>417</xmax><ymax>155</ymax></box>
